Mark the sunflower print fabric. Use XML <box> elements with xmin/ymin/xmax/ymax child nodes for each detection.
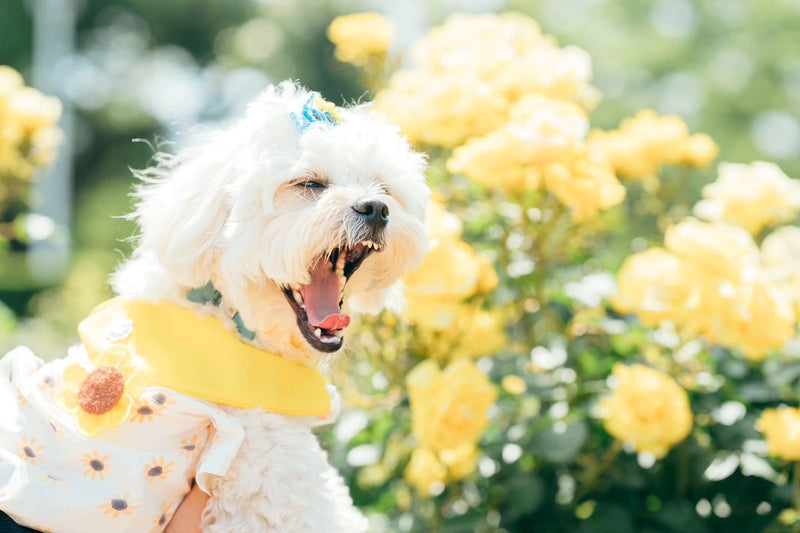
<box><xmin>0</xmin><ymin>346</ymin><xmax>246</xmax><ymax>533</ymax></box>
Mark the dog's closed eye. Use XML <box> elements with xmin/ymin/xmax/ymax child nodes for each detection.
<box><xmin>296</xmin><ymin>179</ymin><xmax>328</xmax><ymax>190</ymax></box>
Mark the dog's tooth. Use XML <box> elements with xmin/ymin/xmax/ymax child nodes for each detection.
<box><xmin>293</xmin><ymin>291</ymin><xmax>303</xmax><ymax>304</ymax></box>
<box><xmin>333</xmin><ymin>329</ymin><xmax>343</xmax><ymax>337</ymax></box>
<box><xmin>314</xmin><ymin>328</ymin><xmax>322</xmax><ymax>338</ymax></box>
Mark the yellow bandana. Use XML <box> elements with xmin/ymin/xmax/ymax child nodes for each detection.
<box><xmin>78</xmin><ymin>298</ymin><xmax>331</xmax><ymax>416</ymax></box>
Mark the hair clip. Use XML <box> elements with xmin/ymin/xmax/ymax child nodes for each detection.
<box><xmin>291</xmin><ymin>93</ymin><xmax>342</xmax><ymax>132</ymax></box>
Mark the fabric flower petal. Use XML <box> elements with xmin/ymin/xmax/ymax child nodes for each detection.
<box><xmin>63</xmin><ymin>364</ymin><xmax>89</xmax><ymax>391</ymax></box>
<box><xmin>55</xmin><ymin>389</ymin><xmax>80</xmax><ymax>413</ymax></box>
<box><xmin>107</xmin><ymin>394</ymin><xmax>133</xmax><ymax>428</ymax></box>
<box><xmin>77</xmin><ymin>410</ymin><xmax>111</xmax><ymax>438</ymax></box>
<box><xmin>123</xmin><ymin>371</ymin><xmax>149</xmax><ymax>400</ymax></box>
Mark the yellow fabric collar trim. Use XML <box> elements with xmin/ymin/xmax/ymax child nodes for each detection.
<box><xmin>78</xmin><ymin>298</ymin><xmax>331</xmax><ymax>417</ymax></box>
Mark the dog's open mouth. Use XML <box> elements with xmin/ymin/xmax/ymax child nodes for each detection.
<box><xmin>282</xmin><ymin>240</ymin><xmax>381</xmax><ymax>352</ymax></box>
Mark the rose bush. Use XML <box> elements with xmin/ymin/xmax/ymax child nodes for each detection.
<box><xmin>323</xmin><ymin>10</ymin><xmax>800</xmax><ymax>533</ymax></box>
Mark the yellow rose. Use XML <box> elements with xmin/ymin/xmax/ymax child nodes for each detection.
<box><xmin>0</xmin><ymin>68</ymin><xmax>62</xmax><ymax>181</ymax></box>
<box><xmin>450</xmin><ymin>308</ymin><xmax>505</xmax><ymax>358</ymax></box>
<box><xmin>679</xmin><ymin>133</ymin><xmax>719</xmax><ymax>168</ymax></box>
<box><xmin>501</xmin><ymin>375</ymin><xmax>527</xmax><ymax>395</ymax></box>
<box><xmin>762</xmin><ymin>226</ymin><xmax>800</xmax><ymax>319</ymax></box>
<box><xmin>662</xmin><ymin>219</ymin><xmax>764</xmax><ymax>340</ymax></box>
<box><xmin>664</xmin><ymin>218</ymin><xmax>759</xmax><ymax>282</ymax></box>
<box><xmin>694</xmin><ymin>162</ymin><xmax>800</xmax><ymax>234</ymax></box>
<box><xmin>440</xmin><ymin>442</ymin><xmax>479</xmax><ymax>481</ymax></box>
<box><xmin>406</xmin><ymin>299</ymin><xmax>468</xmax><ymax>331</ymax></box>
<box><xmin>0</xmin><ymin>142</ymin><xmax>32</xmax><ymax>180</ymax></box>
<box><xmin>410</xmin><ymin>12</ymin><xmax>544</xmax><ymax>74</ymax></box>
<box><xmin>588</xmin><ymin>110</ymin><xmax>718</xmax><ymax>179</ymax></box>
<box><xmin>756</xmin><ymin>407</ymin><xmax>800</xmax><ymax>461</ymax></box>
<box><xmin>327</xmin><ymin>12</ymin><xmax>393</xmax><ymax>66</ymax></box>
<box><xmin>375</xmin><ymin>70</ymin><xmax>509</xmax><ymax>147</ymax></box>
<box><xmin>618</xmin><ymin>226</ymin><xmax>795</xmax><ymax>358</ymax></box>
<box><xmin>407</xmin><ymin>359</ymin><xmax>497</xmax><ymax>451</ymax></box>
<box><xmin>374</xmin><ymin>12</ymin><xmax>596</xmax><ymax>147</ymax></box>
<box><xmin>426</xmin><ymin>196</ymin><xmax>464</xmax><ymax>247</ymax></box>
<box><xmin>28</xmin><ymin>126</ymin><xmax>63</xmax><ymax>166</ymax></box>
<box><xmin>447</xmin><ymin>127</ymin><xmax>544</xmax><ymax>193</ymax></box>
<box><xmin>405</xmin><ymin>234</ymin><xmax>497</xmax><ymax>329</ymax></box>
<box><xmin>705</xmin><ymin>273</ymin><xmax>795</xmax><ymax>361</ymax></box>
<box><xmin>613</xmin><ymin>248</ymin><xmax>697</xmax><ymax>327</ymax></box>
<box><xmin>404</xmin><ymin>447</ymin><xmax>446</xmax><ymax>495</ymax></box>
<box><xmin>6</xmin><ymin>86</ymin><xmax>62</xmax><ymax>134</ymax></box>
<box><xmin>762</xmin><ymin>226</ymin><xmax>800</xmax><ymax>280</ymax></box>
<box><xmin>410</xmin><ymin>13</ymin><xmax>595</xmax><ymax>105</ymax></box>
<box><xmin>0</xmin><ymin>66</ymin><xmax>23</xmax><ymax>97</ymax></box>
<box><xmin>541</xmin><ymin>156</ymin><xmax>626</xmax><ymax>221</ymax></box>
<box><xmin>446</xmin><ymin>95</ymin><xmax>589</xmax><ymax>194</ymax></box>
<box><xmin>405</xmin><ymin>239</ymin><xmax>485</xmax><ymax>301</ymax></box>
<box><xmin>600</xmin><ymin>364</ymin><xmax>693</xmax><ymax>458</ymax></box>
<box><xmin>411</xmin><ymin>305</ymin><xmax>504</xmax><ymax>360</ymax></box>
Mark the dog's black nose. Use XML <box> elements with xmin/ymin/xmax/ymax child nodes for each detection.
<box><xmin>352</xmin><ymin>200</ymin><xmax>389</xmax><ymax>230</ymax></box>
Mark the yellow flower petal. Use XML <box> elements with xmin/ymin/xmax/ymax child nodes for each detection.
<box><xmin>107</xmin><ymin>394</ymin><xmax>133</xmax><ymax>428</ymax></box>
<box><xmin>406</xmin><ymin>359</ymin><xmax>440</xmax><ymax>389</ymax></box>
<box><xmin>55</xmin><ymin>389</ymin><xmax>80</xmax><ymax>413</ymax></box>
<box><xmin>95</xmin><ymin>344</ymin><xmax>130</xmax><ymax>368</ymax></box>
<box><xmin>63</xmin><ymin>364</ymin><xmax>89</xmax><ymax>391</ymax></box>
<box><xmin>124</xmin><ymin>371</ymin><xmax>149</xmax><ymax>400</ymax></box>
<box><xmin>77</xmin><ymin>410</ymin><xmax>110</xmax><ymax>438</ymax></box>
<box><xmin>501</xmin><ymin>375</ymin><xmax>527</xmax><ymax>395</ymax></box>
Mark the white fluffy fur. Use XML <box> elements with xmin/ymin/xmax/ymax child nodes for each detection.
<box><xmin>111</xmin><ymin>81</ymin><xmax>429</xmax><ymax>531</ymax></box>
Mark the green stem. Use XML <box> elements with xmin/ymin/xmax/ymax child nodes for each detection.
<box><xmin>576</xmin><ymin>440</ymin><xmax>623</xmax><ymax>500</ymax></box>
<box><xmin>676</xmin><ymin>443</ymin><xmax>688</xmax><ymax>498</ymax></box>
<box><xmin>793</xmin><ymin>462</ymin><xmax>800</xmax><ymax>511</ymax></box>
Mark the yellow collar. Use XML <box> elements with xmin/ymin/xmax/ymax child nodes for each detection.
<box><xmin>78</xmin><ymin>298</ymin><xmax>331</xmax><ymax>416</ymax></box>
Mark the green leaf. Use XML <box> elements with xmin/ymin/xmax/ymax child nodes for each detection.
<box><xmin>532</xmin><ymin>420</ymin><xmax>589</xmax><ymax>464</ymax></box>
<box><xmin>738</xmin><ymin>383</ymin><xmax>781</xmax><ymax>403</ymax></box>
<box><xmin>501</xmin><ymin>475</ymin><xmax>547</xmax><ymax>524</ymax></box>
<box><xmin>654</xmin><ymin>500</ymin><xmax>709</xmax><ymax>533</ymax></box>
<box><xmin>576</xmin><ymin>503</ymin><xmax>635</xmax><ymax>533</ymax></box>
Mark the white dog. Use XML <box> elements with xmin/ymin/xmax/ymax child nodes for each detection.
<box><xmin>0</xmin><ymin>81</ymin><xmax>429</xmax><ymax>533</ymax></box>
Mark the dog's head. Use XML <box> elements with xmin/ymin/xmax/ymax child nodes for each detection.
<box><xmin>129</xmin><ymin>82</ymin><xmax>429</xmax><ymax>362</ymax></box>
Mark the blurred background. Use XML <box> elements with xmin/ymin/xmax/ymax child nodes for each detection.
<box><xmin>2</xmin><ymin>1</ymin><xmax>800</xmax><ymax>532</ymax></box>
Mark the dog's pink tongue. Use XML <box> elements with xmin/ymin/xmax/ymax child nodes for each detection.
<box><xmin>301</xmin><ymin>260</ymin><xmax>350</xmax><ymax>331</ymax></box>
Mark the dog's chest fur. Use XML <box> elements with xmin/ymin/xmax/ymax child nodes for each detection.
<box><xmin>202</xmin><ymin>408</ymin><xmax>367</xmax><ymax>533</ymax></box>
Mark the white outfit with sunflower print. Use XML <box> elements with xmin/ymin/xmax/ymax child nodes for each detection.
<box><xmin>0</xmin><ymin>297</ymin><xmax>338</xmax><ymax>533</ymax></box>
<box><xmin>0</xmin><ymin>345</ymin><xmax>244</xmax><ymax>533</ymax></box>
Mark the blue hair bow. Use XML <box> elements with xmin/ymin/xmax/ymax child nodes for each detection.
<box><xmin>291</xmin><ymin>93</ymin><xmax>342</xmax><ymax>132</ymax></box>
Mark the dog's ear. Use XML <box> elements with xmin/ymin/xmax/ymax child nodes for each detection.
<box><xmin>134</xmin><ymin>137</ymin><xmax>233</xmax><ymax>288</ymax></box>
